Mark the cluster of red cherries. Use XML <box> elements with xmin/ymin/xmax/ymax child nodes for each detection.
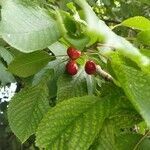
<box><xmin>66</xmin><ymin>47</ymin><xmax>96</xmax><ymax>76</ymax></box>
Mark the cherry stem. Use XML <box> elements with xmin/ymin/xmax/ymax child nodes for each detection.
<box><xmin>84</xmin><ymin>51</ymin><xmax>109</xmax><ymax>60</ymax></box>
<box><xmin>97</xmin><ymin>43</ymin><xmax>116</xmax><ymax>50</ymax></box>
<box><xmin>55</xmin><ymin>58</ymin><xmax>69</xmax><ymax>67</ymax></box>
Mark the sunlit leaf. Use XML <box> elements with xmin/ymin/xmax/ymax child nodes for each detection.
<box><xmin>121</xmin><ymin>16</ymin><xmax>150</xmax><ymax>31</ymax></box>
<box><xmin>8</xmin><ymin>51</ymin><xmax>54</xmax><ymax>77</ymax></box>
<box><xmin>36</xmin><ymin>96</ymin><xmax>106</xmax><ymax>149</ymax></box>
<box><xmin>8</xmin><ymin>84</ymin><xmax>50</xmax><ymax>142</ymax></box>
<box><xmin>1</xmin><ymin>0</ymin><xmax>62</xmax><ymax>52</ymax></box>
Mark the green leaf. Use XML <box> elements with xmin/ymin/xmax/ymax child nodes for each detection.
<box><xmin>0</xmin><ymin>38</ymin><xmax>7</xmax><ymax>47</ymax></box>
<box><xmin>44</xmin><ymin>57</ymin><xmax>67</xmax><ymax>100</ymax></box>
<box><xmin>101</xmin><ymin>0</ymin><xmax>111</xmax><ymax>6</ymax></box>
<box><xmin>140</xmin><ymin>49</ymin><xmax>150</xmax><ymax>57</ymax></box>
<box><xmin>57</xmin><ymin>72</ymin><xmax>87</xmax><ymax>101</ymax></box>
<box><xmin>0</xmin><ymin>46</ymin><xmax>13</xmax><ymax>64</ymax></box>
<box><xmin>57</xmin><ymin>68</ymin><xmax>96</xmax><ymax>101</ymax></box>
<box><xmin>8</xmin><ymin>84</ymin><xmax>50</xmax><ymax>142</ymax></box>
<box><xmin>86</xmin><ymin>74</ymin><xmax>96</xmax><ymax>95</ymax></box>
<box><xmin>64</xmin><ymin>34</ymin><xmax>89</xmax><ymax>50</ymax></box>
<box><xmin>98</xmin><ymin>81</ymin><xmax>135</xmax><ymax>110</ymax></box>
<box><xmin>116</xmin><ymin>134</ymin><xmax>142</xmax><ymax>150</ymax></box>
<box><xmin>121</xmin><ymin>16</ymin><xmax>150</xmax><ymax>31</ymax></box>
<box><xmin>109</xmin><ymin>109</ymin><xmax>141</xmax><ymax>131</ymax></box>
<box><xmin>8</xmin><ymin>51</ymin><xmax>54</xmax><ymax>77</ymax></box>
<box><xmin>86</xmin><ymin>0</ymin><xmax>97</xmax><ymax>6</ymax></box>
<box><xmin>85</xmin><ymin>31</ymin><xmax>99</xmax><ymax>47</ymax></box>
<box><xmin>0</xmin><ymin>62</ymin><xmax>15</xmax><ymax>85</ymax></box>
<box><xmin>137</xmin><ymin>121</ymin><xmax>148</xmax><ymax>135</ymax></box>
<box><xmin>111</xmin><ymin>54</ymin><xmax>150</xmax><ymax>128</ymax></box>
<box><xmin>36</xmin><ymin>58</ymin><xmax>65</xmax><ymax>101</ymax></box>
<box><xmin>100</xmin><ymin>82</ymin><xmax>142</xmax><ymax>126</ymax></box>
<box><xmin>90</xmin><ymin>115</ymin><xmax>141</xmax><ymax>150</ymax></box>
<box><xmin>90</xmin><ymin>82</ymin><xmax>141</xmax><ymax>150</ymax></box>
<box><xmin>75</xmin><ymin>0</ymin><xmax>150</xmax><ymax>71</ymax></box>
<box><xmin>36</xmin><ymin>96</ymin><xmax>106</xmax><ymax>149</ymax></box>
<box><xmin>47</xmin><ymin>79</ymin><xmax>57</xmax><ymax>99</ymax></box>
<box><xmin>32</xmin><ymin>68</ymin><xmax>54</xmax><ymax>86</ymax></box>
<box><xmin>62</xmin><ymin>11</ymin><xmax>77</xmax><ymax>35</ymax></box>
<box><xmin>90</xmin><ymin>119</ymin><xmax>116</xmax><ymax>150</ymax></box>
<box><xmin>48</xmin><ymin>41</ymin><xmax>67</xmax><ymax>56</ymax></box>
<box><xmin>139</xmin><ymin>137</ymin><xmax>150</xmax><ymax>150</ymax></box>
<box><xmin>48</xmin><ymin>42</ymin><xmax>68</xmax><ymax>79</ymax></box>
<box><xmin>137</xmin><ymin>30</ymin><xmax>150</xmax><ymax>46</ymax></box>
<box><xmin>102</xmin><ymin>83</ymin><xmax>142</xmax><ymax>128</ymax></box>
<box><xmin>1</xmin><ymin>0</ymin><xmax>62</xmax><ymax>52</ymax></box>
<box><xmin>47</xmin><ymin>58</ymin><xmax>66</xmax><ymax>79</ymax></box>
<box><xmin>7</xmin><ymin>47</ymin><xmax>24</xmax><ymax>58</ymax></box>
<box><xmin>138</xmin><ymin>0</ymin><xmax>150</xmax><ymax>5</ymax></box>
<box><xmin>90</xmin><ymin>118</ymin><xmax>144</xmax><ymax>150</ymax></box>
<box><xmin>116</xmin><ymin>133</ymin><xmax>150</xmax><ymax>150</ymax></box>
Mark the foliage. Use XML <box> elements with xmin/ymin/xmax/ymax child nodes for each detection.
<box><xmin>0</xmin><ymin>0</ymin><xmax>150</xmax><ymax>149</ymax></box>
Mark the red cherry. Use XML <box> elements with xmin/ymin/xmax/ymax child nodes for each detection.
<box><xmin>66</xmin><ymin>60</ymin><xmax>78</xmax><ymax>76</ymax></box>
<box><xmin>67</xmin><ymin>47</ymin><xmax>81</xmax><ymax>60</ymax></box>
<box><xmin>85</xmin><ymin>60</ymin><xmax>96</xmax><ymax>75</ymax></box>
